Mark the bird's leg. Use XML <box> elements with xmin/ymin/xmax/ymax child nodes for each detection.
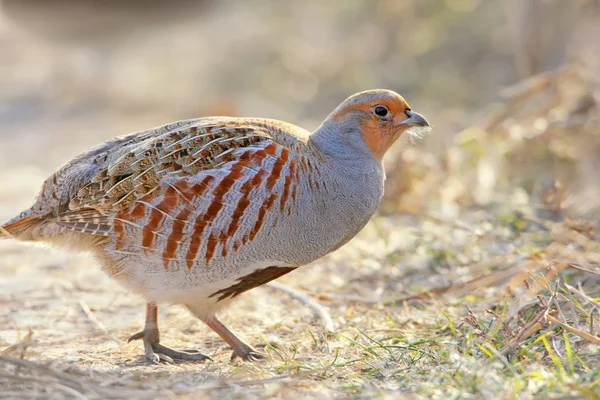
<box><xmin>205</xmin><ymin>316</ymin><xmax>265</xmax><ymax>362</ymax></box>
<box><xmin>128</xmin><ymin>302</ymin><xmax>211</xmax><ymax>363</ymax></box>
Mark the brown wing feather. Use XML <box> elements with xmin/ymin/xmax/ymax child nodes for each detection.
<box><xmin>54</xmin><ymin>209</ymin><xmax>112</xmax><ymax>236</ymax></box>
<box><xmin>55</xmin><ymin>121</ymin><xmax>273</xmax><ymax>236</ymax></box>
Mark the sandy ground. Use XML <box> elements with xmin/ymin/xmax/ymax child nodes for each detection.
<box><xmin>3</xmin><ymin>2</ymin><xmax>600</xmax><ymax>398</ymax></box>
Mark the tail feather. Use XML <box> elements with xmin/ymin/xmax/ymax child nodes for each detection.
<box><xmin>0</xmin><ymin>225</ymin><xmax>13</xmax><ymax>238</ymax></box>
<box><xmin>2</xmin><ymin>209</ymin><xmax>111</xmax><ymax>240</ymax></box>
<box><xmin>1</xmin><ymin>214</ymin><xmax>41</xmax><ymax>239</ymax></box>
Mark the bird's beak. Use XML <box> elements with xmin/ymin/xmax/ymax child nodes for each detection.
<box><xmin>400</xmin><ymin>110</ymin><xmax>429</xmax><ymax>127</ymax></box>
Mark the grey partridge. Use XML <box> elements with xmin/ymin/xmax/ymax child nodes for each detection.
<box><xmin>1</xmin><ymin>89</ymin><xmax>429</xmax><ymax>363</ymax></box>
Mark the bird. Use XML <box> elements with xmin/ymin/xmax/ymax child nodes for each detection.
<box><xmin>1</xmin><ymin>89</ymin><xmax>429</xmax><ymax>363</ymax></box>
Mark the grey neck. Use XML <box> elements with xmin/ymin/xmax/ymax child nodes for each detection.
<box><xmin>293</xmin><ymin>121</ymin><xmax>386</xmax><ymax>258</ymax></box>
<box><xmin>310</xmin><ymin>119</ymin><xmax>378</xmax><ymax>164</ymax></box>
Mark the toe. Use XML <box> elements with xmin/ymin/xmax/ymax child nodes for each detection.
<box><xmin>231</xmin><ymin>349</ymin><xmax>266</xmax><ymax>362</ymax></box>
<box><xmin>147</xmin><ymin>352</ymin><xmax>161</xmax><ymax>363</ymax></box>
<box><xmin>178</xmin><ymin>349</ymin><xmax>204</xmax><ymax>353</ymax></box>
<box><xmin>247</xmin><ymin>351</ymin><xmax>266</xmax><ymax>362</ymax></box>
<box><xmin>127</xmin><ymin>329</ymin><xmax>209</xmax><ymax>362</ymax></box>
<box><xmin>127</xmin><ymin>331</ymin><xmax>145</xmax><ymax>343</ymax></box>
<box><xmin>156</xmin><ymin>353</ymin><xmax>174</xmax><ymax>363</ymax></box>
<box><xmin>152</xmin><ymin>344</ymin><xmax>212</xmax><ymax>362</ymax></box>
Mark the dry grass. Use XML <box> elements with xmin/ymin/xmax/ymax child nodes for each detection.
<box><xmin>2</xmin><ymin>1</ymin><xmax>600</xmax><ymax>398</ymax></box>
<box><xmin>2</xmin><ymin>206</ymin><xmax>600</xmax><ymax>399</ymax></box>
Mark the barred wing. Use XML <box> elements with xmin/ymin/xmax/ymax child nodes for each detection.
<box><xmin>55</xmin><ymin>121</ymin><xmax>274</xmax><ymax>236</ymax></box>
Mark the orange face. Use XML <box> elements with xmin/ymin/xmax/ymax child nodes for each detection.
<box><xmin>332</xmin><ymin>95</ymin><xmax>429</xmax><ymax>160</ymax></box>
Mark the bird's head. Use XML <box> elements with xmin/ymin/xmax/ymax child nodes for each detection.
<box><xmin>319</xmin><ymin>89</ymin><xmax>429</xmax><ymax>160</ymax></box>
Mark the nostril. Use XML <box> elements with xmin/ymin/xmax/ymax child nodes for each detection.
<box><xmin>400</xmin><ymin>109</ymin><xmax>429</xmax><ymax>127</ymax></box>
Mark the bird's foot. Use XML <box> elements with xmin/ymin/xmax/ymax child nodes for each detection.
<box><xmin>203</xmin><ymin>316</ymin><xmax>266</xmax><ymax>362</ymax></box>
<box><xmin>127</xmin><ymin>329</ymin><xmax>211</xmax><ymax>363</ymax></box>
<box><xmin>230</xmin><ymin>343</ymin><xmax>266</xmax><ymax>362</ymax></box>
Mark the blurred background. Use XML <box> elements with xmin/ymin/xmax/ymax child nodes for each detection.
<box><xmin>0</xmin><ymin>0</ymin><xmax>599</xmax><ymax>223</ymax></box>
<box><xmin>2</xmin><ymin>1</ymin><xmax>600</xmax><ymax>397</ymax></box>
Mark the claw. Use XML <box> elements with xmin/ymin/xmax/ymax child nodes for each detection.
<box><xmin>231</xmin><ymin>348</ymin><xmax>266</xmax><ymax>362</ymax></box>
<box><xmin>147</xmin><ymin>352</ymin><xmax>161</xmax><ymax>364</ymax></box>
<box><xmin>155</xmin><ymin>352</ymin><xmax>174</xmax><ymax>363</ymax></box>
<box><xmin>127</xmin><ymin>331</ymin><xmax>145</xmax><ymax>343</ymax></box>
<box><xmin>247</xmin><ymin>352</ymin><xmax>266</xmax><ymax>362</ymax></box>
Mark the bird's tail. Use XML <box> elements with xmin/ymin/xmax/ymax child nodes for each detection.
<box><xmin>1</xmin><ymin>213</ymin><xmax>41</xmax><ymax>240</ymax></box>
<box><xmin>0</xmin><ymin>225</ymin><xmax>12</xmax><ymax>238</ymax></box>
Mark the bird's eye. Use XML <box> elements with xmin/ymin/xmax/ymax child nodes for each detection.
<box><xmin>374</xmin><ymin>106</ymin><xmax>389</xmax><ymax>118</ymax></box>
